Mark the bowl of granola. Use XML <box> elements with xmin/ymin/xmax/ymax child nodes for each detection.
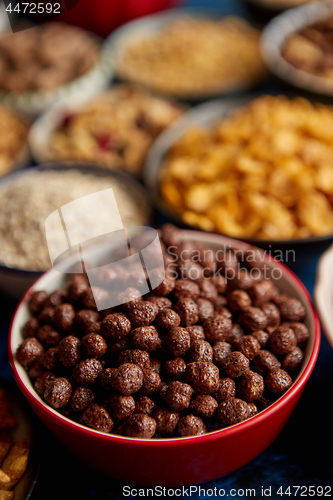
<box><xmin>28</xmin><ymin>85</ymin><xmax>186</xmax><ymax>176</ymax></box>
<box><xmin>103</xmin><ymin>9</ymin><xmax>268</xmax><ymax>101</ymax></box>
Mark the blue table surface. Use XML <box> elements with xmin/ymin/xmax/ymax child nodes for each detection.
<box><xmin>1</xmin><ymin>1</ymin><xmax>333</xmax><ymax>498</ymax></box>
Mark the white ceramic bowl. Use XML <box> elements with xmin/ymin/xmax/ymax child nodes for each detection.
<box><xmin>314</xmin><ymin>243</ymin><xmax>333</xmax><ymax>349</ymax></box>
<box><xmin>261</xmin><ymin>1</ymin><xmax>333</xmax><ymax>97</ymax></box>
<box><xmin>0</xmin><ymin>31</ymin><xmax>112</xmax><ymax>117</ymax></box>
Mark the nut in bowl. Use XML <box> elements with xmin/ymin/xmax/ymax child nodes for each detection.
<box><xmin>9</xmin><ymin>226</ymin><xmax>320</xmax><ymax>486</ymax></box>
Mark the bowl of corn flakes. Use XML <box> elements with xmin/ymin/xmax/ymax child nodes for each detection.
<box><xmin>145</xmin><ymin>94</ymin><xmax>333</xmax><ymax>264</ymax></box>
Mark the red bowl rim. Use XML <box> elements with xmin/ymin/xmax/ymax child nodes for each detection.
<box><xmin>8</xmin><ymin>230</ymin><xmax>321</xmax><ymax>447</ymax></box>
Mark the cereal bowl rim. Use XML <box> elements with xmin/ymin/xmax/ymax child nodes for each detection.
<box><xmin>8</xmin><ymin>229</ymin><xmax>321</xmax><ymax>444</ymax></box>
<box><xmin>261</xmin><ymin>1</ymin><xmax>333</xmax><ymax>97</ymax></box>
<box><xmin>0</xmin><ymin>161</ymin><xmax>152</xmax><ymax>276</ymax></box>
<box><xmin>144</xmin><ymin>94</ymin><xmax>333</xmax><ymax>247</ymax></box>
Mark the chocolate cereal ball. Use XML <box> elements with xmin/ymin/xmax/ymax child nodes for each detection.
<box><xmin>153</xmin><ymin>408</ymin><xmax>180</xmax><ymax>435</ymax></box>
<box><xmin>124</xmin><ymin>414</ymin><xmax>156</xmax><ymax>438</ymax></box>
<box><xmin>186</xmin><ymin>325</ymin><xmax>205</xmax><ymax>342</ymax></box>
<box><xmin>44</xmin><ymin>377</ymin><xmax>72</xmax><ymax>409</ymax></box>
<box><xmin>118</xmin><ymin>349</ymin><xmax>150</xmax><ymax>371</ymax></box>
<box><xmin>58</xmin><ymin>335</ymin><xmax>81</xmax><ymax>369</ymax></box>
<box><xmin>16</xmin><ymin>337</ymin><xmax>44</xmax><ymax>368</ymax></box>
<box><xmin>100</xmin><ymin>313</ymin><xmax>131</xmax><ymax>341</ymax></box>
<box><xmin>173</xmin><ymin>280</ymin><xmax>200</xmax><ymax>300</ymax></box>
<box><xmin>41</xmin><ymin>347</ymin><xmax>59</xmax><ymax>371</ymax></box>
<box><xmin>265</xmin><ymin>368</ymin><xmax>292</xmax><ymax>394</ymax></box>
<box><xmin>227</xmin><ymin>290</ymin><xmax>251</xmax><ymax>312</ymax></box>
<box><xmin>190</xmin><ymin>394</ymin><xmax>218</xmax><ymax>419</ymax></box>
<box><xmin>278</xmin><ymin>298</ymin><xmax>305</xmax><ymax>322</ymax></box>
<box><xmin>165</xmin><ymin>381</ymin><xmax>193</xmax><ymax>412</ymax></box>
<box><xmin>248</xmin><ymin>280</ymin><xmax>277</xmax><ymax>306</ymax></box>
<box><xmin>282</xmin><ymin>346</ymin><xmax>304</xmax><ymax>372</ymax></box>
<box><xmin>237</xmin><ymin>335</ymin><xmax>261</xmax><ymax>360</ymax></box>
<box><xmin>218</xmin><ymin>398</ymin><xmax>250</xmax><ymax>426</ymax></box>
<box><xmin>269</xmin><ymin>326</ymin><xmax>297</xmax><ymax>355</ymax></box>
<box><xmin>140</xmin><ymin>369</ymin><xmax>161</xmax><ymax>396</ymax></box>
<box><xmin>164</xmin><ymin>327</ymin><xmax>191</xmax><ymax>357</ymax></box>
<box><xmin>70</xmin><ymin>387</ymin><xmax>95</xmax><ymax>412</ymax></box>
<box><xmin>213</xmin><ymin>342</ymin><xmax>232</xmax><ymax>367</ymax></box>
<box><xmin>285</xmin><ymin>322</ymin><xmax>309</xmax><ymax>347</ymax></box>
<box><xmin>222</xmin><ymin>352</ymin><xmax>250</xmax><ymax>378</ymax></box>
<box><xmin>188</xmin><ymin>340</ymin><xmax>213</xmax><ymax>363</ymax></box>
<box><xmin>173</xmin><ymin>298</ymin><xmax>199</xmax><ymax>327</ymax></box>
<box><xmin>146</xmin><ymin>296</ymin><xmax>172</xmax><ymax>311</ymax></box>
<box><xmin>127</xmin><ymin>301</ymin><xmax>159</xmax><ymax>327</ymax></box>
<box><xmin>111</xmin><ymin>363</ymin><xmax>144</xmax><ymax>395</ymax></box>
<box><xmin>82</xmin><ymin>404</ymin><xmax>114</xmax><ymax>433</ymax></box>
<box><xmin>237</xmin><ymin>371</ymin><xmax>264</xmax><ymax>402</ymax></box>
<box><xmin>155</xmin><ymin>308</ymin><xmax>181</xmax><ymax>330</ymax></box>
<box><xmin>130</xmin><ymin>326</ymin><xmax>161</xmax><ymax>352</ymax></box>
<box><xmin>196</xmin><ymin>298</ymin><xmax>215</xmax><ymax>322</ymax></box>
<box><xmin>81</xmin><ymin>333</ymin><xmax>107</xmax><ymax>358</ymax></box>
<box><xmin>253</xmin><ymin>350</ymin><xmax>281</xmax><ymax>376</ymax></box>
<box><xmin>154</xmin><ymin>275</ymin><xmax>176</xmax><ymax>297</ymax></box>
<box><xmin>251</xmin><ymin>330</ymin><xmax>269</xmax><ymax>348</ymax></box>
<box><xmin>75</xmin><ymin>309</ymin><xmax>99</xmax><ymax>333</ymax></box>
<box><xmin>53</xmin><ymin>303</ymin><xmax>75</xmax><ymax>331</ymax></box>
<box><xmin>178</xmin><ymin>414</ymin><xmax>207</xmax><ymax>437</ymax></box>
<box><xmin>28</xmin><ymin>290</ymin><xmax>48</xmax><ymax>315</ymax></box>
<box><xmin>72</xmin><ymin>358</ymin><xmax>103</xmax><ymax>385</ymax></box>
<box><xmin>215</xmin><ymin>378</ymin><xmax>236</xmax><ymax>403</ymax></box>
<box><xmin>186</xmin><ymin>362</ymin><xmax>220</xmax><ymax>394</ymax></box>
<box><xmin>36</xmin><ymin>325</ymin><xmax>61</xmax><ymax>347</ymax></box>
<box><xmin>34</xmin><ymin>371</ymin><xmax>56</xmax><ymax>396</ymax></box>
<box><xmin>203</xmin><ymin>315</ymin><xmax>232</xmax><ymax>343</ymax></box>
<box><xmin>98</xmin><ymin>367</ymin><xmax>116</xmax><ymax>390</ymax></box>
<box><xmin>261</xmin><ymin>302</ymin><xmax>280</xmax><ymax>330</ymax></box>
<box><xmin>238</xmin><ymin>307</ymin><xmax>268</xmax><ymax>331</ymax></box>
<box><xmin>135</xmin><ymin>396</ymin><xmax>156</xmax><ymax>416</ymax></box>
<box><xmin>164</xmin><ymin>357</ymin><xmax>186</xmax><ymax>380</ymax></box>
<box><xmin>107</xmin><ymin>394</ymin><xmax>135</xmax><ymax>421</ymax></box>
<box><xmin>23</xmin><ymin>317</ymin><xmax>40</xmax><ymax>338</ymax></box>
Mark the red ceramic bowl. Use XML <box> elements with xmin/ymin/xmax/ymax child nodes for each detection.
<box><xmin>8</xmin><ymin>230</ymin><xmax>320</xmax><ymax>486</ymax></box>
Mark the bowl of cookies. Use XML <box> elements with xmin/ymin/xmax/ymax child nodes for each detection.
<box><xmin>102</xmin><ymin>9</ymin><xmax>268</xmax><ymax>102</ymax></box>
<box><xmin>261</xmin><ymin>1</ymin><xmax>333</xmax><ymax>97</ymax></box>
<box><xmin>0</xmin><ymin>22</ymin><xmax>111</xmax><ymax>116</ymax></box>
<box><xmin>9</xmin><ymin>224</ymin><xmax>320</xmax><ymax>486</ymax></box>
<box><xmin>145</xmin><ymin>93</ymin><xmax>333</xmax><ymax>264</ymax></box>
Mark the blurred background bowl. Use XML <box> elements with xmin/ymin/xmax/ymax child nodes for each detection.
<box><xmin>144</xmin><ymin>95</ymin><xmax>333</xmax><ymax>267</ymax></box>
<box><xmin>102</xmin><ymin>8</ymin><xmax>268</xmax><ymax>103</ymax></box>
<box><xmin>261</xmin><ymin>1</ymin><xmax>333</xmax><ymax>98</ymax></box>
<box><xmin>0</xmin><ymin>162</ymin><xmax>152</xmax><ymax>301</ymax></box>
<box><xmin>9</xmin><ymin>229</ymin><xmax>320</xmax><ymax>486</ymax></box>
<box><xmin>314</xmin><ymin>243</ymin><xmax>333</xmax><ymax>349</ymax></box>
